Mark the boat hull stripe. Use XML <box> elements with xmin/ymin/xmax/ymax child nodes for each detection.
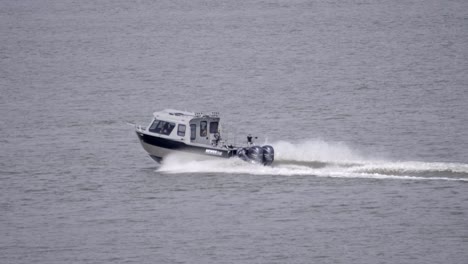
<box><xmin>136</xmin><ymin>132</ymin><xmax>233</xmax><ymax>158</ymax></box>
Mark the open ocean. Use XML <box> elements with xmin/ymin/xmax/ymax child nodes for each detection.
<box><xmin>1</xmin><ymin>0</ymin><xmax>467</xmax><ymax>263</ymax></box>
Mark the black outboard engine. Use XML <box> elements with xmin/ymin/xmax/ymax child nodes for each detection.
<box><xmin>262</xmin><ymin>145</ymin><xmax>274</xmax><ymax>165</ymax></box>
<box><xmin>237</xmin><ymin>146</ymin><xmax>263</xmax><ymax>164</ymax></box>
<box><xmin>237</xmin><ymin>145</ymin><xmax>275</xmax><ymax>166</ymax></box>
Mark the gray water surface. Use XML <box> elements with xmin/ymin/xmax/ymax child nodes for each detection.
<box><xmin>1</xmin><ymin>0</ymin><xmax>468</xmax><ymax>263</ymax></box>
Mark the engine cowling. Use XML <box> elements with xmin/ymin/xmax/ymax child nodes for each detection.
<box><xmin>262</xmin><ymin>145</ymin><xmax>274</xmax><ymax>165</ymax></box>
<box><xmin>237</xmin><ymin>145</ymin><xmax>274</xmax><ymax>165</ymax></box>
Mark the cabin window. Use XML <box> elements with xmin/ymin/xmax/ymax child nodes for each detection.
<box><xmin>200</xmin><ymin>121</ymin><xmax>207</xmax><ymax>137</ymax></box>
<box><xmin>210</xmin><ymin>122</ymin><xmax>218</xmax><ymax>134</ymax></box>
<box><xmin>190</xmin><ymin>124</ymin><xmax>196</xmax><ymax>140</ymax></box>
<box><xmin>148</xmin><ymin>119</ymin><xmax>175</xmax><ymax>135</ymax></box>
<box><xmin>177</xmin><ymin>124</ymin><xmax>186</xmax><ymax>137</ymax></box>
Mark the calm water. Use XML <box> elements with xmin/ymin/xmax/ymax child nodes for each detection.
<box><xmin>1</xmin><ymin>0</ymin><xmax>468</xmax><ymax>263</ymax></box>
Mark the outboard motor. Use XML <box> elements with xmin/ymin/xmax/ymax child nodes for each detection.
<box><xmin>237</xmin><ymin>146</ymin><xmax>264</xmax><ymax>164</ymax></box>
<box><xmin>237</xmin><ymin>145</ymin><xmax>275</xmax><ymax>166</ymax></box>
<box><xmin>262</xmin><ymin>145</ymin><xmax>274</xmax><ymax>165</ymax></box>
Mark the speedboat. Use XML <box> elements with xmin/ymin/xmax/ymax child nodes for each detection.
<box><xmin>135</xmin><ymin>109</ymin><xmax>274</xmax><ymax>165</ymax></box>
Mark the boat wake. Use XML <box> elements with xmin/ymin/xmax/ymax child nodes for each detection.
<box><xmin>158</xmin><ymin>140</ymin><xmax>468</xmax><ymax>182</ymax></box>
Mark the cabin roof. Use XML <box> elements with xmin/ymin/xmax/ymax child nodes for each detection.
<box><xmin>152</xmin><ymin>109</ymin><xmax>220</xmax><ymax>123</ymax></box>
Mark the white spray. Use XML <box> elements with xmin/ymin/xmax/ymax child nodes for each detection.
<box><xmin>158</xmin><ymin>140</ymin><xmax>468</xmax><ymax>182</ymax></box>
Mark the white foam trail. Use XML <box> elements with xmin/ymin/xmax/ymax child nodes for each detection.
<box><xmin>273</xmin><ymin>140</ymin><xmax>367</xmax><ymax>163</ymax></box>
<box><xmin>157</xmin><ymin>140</ymin><xmax>468</xmax><ymax>182</ymax></box>
<box><xmin>351</xmin><ymin>161</ymin><xmax>468</xmax><ymax>174</ymax></box>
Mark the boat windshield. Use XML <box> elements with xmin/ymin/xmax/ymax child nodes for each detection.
<box><xmin>148</xmin><ymin>119</ymin><xmax>175</xmax><ymax>135</ymax></box>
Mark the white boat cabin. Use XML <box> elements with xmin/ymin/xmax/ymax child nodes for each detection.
<box><xmin>145</xmin><ymin>109</ymin><xmax>222</xmax><ymax>147</ymax></box>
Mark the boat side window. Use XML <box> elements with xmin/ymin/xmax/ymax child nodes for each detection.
<box><xmin>149</xmin><ymin>119</ymin><xmax>175</xmax><ymax>135</ymax></box>
<box><xmin>210</xmin><ymin>122</ymin><xmax>218</xmax><ymax>134</ymax></box>
<box><xmin>190</xmin><ymin>124</ymin><xmax>196</xmax><ymax>140</ymax></box>
<box><xmin>200</xmin><ymin>121</ymin><xmax>207</xmax><ymax>137</ymax></box>
<box><xmin>177</xmin><ymin>124</ymin><xmax>186</xmax><ymax>137</ymax></box>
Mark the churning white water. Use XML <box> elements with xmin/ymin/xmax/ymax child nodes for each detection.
<box><xmin>159</xmin><ymin>140</ymin><xmax>468</xmax><ymax>181</ymax></box>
